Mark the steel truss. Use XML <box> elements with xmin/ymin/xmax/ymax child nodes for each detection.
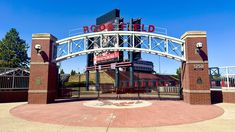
<box><xmin>53</xmin><ymin>31</ymin><xmax>185</xmax><ymax>62</ymax></box>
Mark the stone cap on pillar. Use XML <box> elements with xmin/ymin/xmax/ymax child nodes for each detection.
<box><xmin>32</xmin><ymin>33</ymin><xmax>57</xmax><ymax>41</ymax></box>
<box><xmin>181</xmin><ymin>31</ymin><xmax>206</xmax><ymax>40</ymax></box>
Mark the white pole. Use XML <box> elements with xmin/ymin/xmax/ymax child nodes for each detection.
<box><xmin>226</xmin><ymin>67</ymin><xmax>230</xmax><ymax>88</ymax></box>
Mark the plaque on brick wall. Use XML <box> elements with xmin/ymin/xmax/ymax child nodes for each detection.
<box><xmin>35</xmin><ymin>77</ymin><xmax>42</xmax><ymax>85</ymax></box>
<box><xmin>197</xmin><ymin>77</ymin><xmax>203</xmax><ymax>84</ymax></box>
<box><xmin>194</xmin><ymin>64</ymin><xmax>204</xmax><ymax>70</ymax></box>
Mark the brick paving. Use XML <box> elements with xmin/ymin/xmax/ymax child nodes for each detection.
<box><xmin>10</xmin><ymin>100</ymin><xmax>223</xmax><ymax>127</ymax></box>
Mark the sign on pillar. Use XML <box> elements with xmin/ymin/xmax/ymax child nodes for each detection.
<box><xmin>28</xmin><ymin>34</ymin><xmax>58</xmax><ymax>104</ymax></box>
<box><xmin>181</xmin><ymin>31</ymin><xmax>211</xmax><ymax>105</ymax></box>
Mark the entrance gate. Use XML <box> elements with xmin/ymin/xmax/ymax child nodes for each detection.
<box><xmin>28</xmin><ymin>31</ymin><xmax>211</xmax><ymax>104</ymax></box>
<box><xmin>58</xmin><ymin>77</ymin><xmax>182</xmax><ymax>100</ymax></box>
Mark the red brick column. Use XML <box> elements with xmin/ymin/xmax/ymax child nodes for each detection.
<box><xmin>28</xmin><ymin>34</ymin><xmax>58</xmax><ymax>104</ymax></box>
<box><xmin>181</xmin><ymin>31</ymin><xmax>211</xmax><ymax>105</ymax></box>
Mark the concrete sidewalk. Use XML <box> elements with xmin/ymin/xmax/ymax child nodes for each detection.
<box><xmin>0</xmin><ymin>102</ymin><xmax>235</xmax><ymax>132</ymax></box>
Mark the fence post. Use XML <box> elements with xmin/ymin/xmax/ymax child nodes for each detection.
<box><xmin>12</xmin><ymin>70</ymin><xmax>15</xmax><ymax>89</ymax></box>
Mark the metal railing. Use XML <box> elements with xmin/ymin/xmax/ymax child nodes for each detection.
<box><xmin>210</xmin><ymin>66</ymin><xmax>235</xmax><ymax>90</ymax></box>
<box><xmin>220</xmin><ymin>66</ymin><xmax>235</xmax><ymax>89</ymax></box>
<box><xmin>0</xmin><ymin>68</ymin><xmax>29</xmax><ymax>90</ymax></box>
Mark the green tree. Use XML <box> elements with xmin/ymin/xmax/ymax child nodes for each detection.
<box><xmin>0</xmin><ymin>28</ymin><xmax>29</xmax><ymax>68</ymax></box>
<box><xmin>70</xmin><ymin>70</ymin><xmax>76</xmax><ymax>75</ymax></box>
<box><xmin>176</xmin><ymin>67</ymin><xmax>181</xmax><ymax>79</ymax></box>
<box><xmin>60</xmin><ymin>69</ymin><xmax>65</xmax><ymax>74</ymax></box>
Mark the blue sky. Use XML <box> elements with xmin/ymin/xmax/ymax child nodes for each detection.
<box><xmin>0</xmin><ymin>0</ymin><xmax>235</xmax><ymax>74</ymax></box>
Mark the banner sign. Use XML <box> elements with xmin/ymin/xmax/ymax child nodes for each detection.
<box><xmin>94</xmin><ymin>51</ymin><xmax>119</xmax><ymax>64</ymax></box>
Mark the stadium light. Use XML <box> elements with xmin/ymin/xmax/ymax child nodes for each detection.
<box><xmin>34</xmin><ymin>44</ymin><xmax>42</xmax><ymax>55</ymax></box>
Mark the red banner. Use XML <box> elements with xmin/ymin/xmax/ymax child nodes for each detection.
<box><xmin>94</xmin><ymin>51</ymin><xmax>119</xmax><ymax>64</ymax></box>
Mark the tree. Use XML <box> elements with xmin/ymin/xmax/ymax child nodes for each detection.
<box><xmin>0</xmin><ymin>28</ymin><xmax>29</xmax><ymax>68</ymax></box>
<box><xmin>70</xmin><ymin>70</ymin><xmax>76</xmax><ymax>75</ymax></box>
<box><xmin>176</xmin><ymin>67</ymin><xmax>181</xmax><ymax>79</ymax></box>
<box><xmin>60</xmin><ymin>69</ymin><xmax>65</xmax><ymax>74</ymax></box>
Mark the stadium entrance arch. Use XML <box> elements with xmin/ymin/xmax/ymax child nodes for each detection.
<box><xmin>28</xmin><ymin>10</ymin><xmax>210</xmax><ymax>105</ymax></box>
<box><xmin>28</xmin><ymin>30</ymin><xmax>210</xmax><ymax>105</ymax></box>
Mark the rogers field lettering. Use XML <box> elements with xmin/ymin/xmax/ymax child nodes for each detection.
<box><xmin>83</xmin><ymin>23</ymin><xmax>155</xmax><ymax>33</ymax></box>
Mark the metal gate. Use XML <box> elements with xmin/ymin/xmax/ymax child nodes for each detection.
<box><xmin>58</xmin><ymin>76</ymin><xmax>182</xmax><ymax>100</ymax></box>
<box><xmin>118</xmin><ymin>79</ymin><xmax>182</xmax><ymax>100</ymax></box>
<box><xmin>58</xmin><ymin>74</ymin><xmax>99</xmax><ymax>100</ymax></box>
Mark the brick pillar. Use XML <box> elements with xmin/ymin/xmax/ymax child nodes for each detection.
<box><xmin>181</xmin><ymin>31</ymin><xmax>211</xmax><ymax>105</ymax></box>
<box><xmin>28</xmin><ymin>34</ymin><xmax>58</xmax><ymax>104</ymax></box>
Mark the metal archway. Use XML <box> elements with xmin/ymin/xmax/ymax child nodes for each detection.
<box><xmin>53</xmin><ymin>31</ymin><xmax>185</xmax><ymax>62</ymax></box>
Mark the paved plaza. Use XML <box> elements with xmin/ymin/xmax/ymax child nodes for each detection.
<box><xmin>0</xmin><ymin>100</ymin><xmax>235</xmax><ymax>132</ymax></box>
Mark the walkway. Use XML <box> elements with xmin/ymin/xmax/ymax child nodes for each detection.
<box><xmin>0</xmin><ymin>101</ymin><xmax>235</xmax><ymax>132</ymax></box>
